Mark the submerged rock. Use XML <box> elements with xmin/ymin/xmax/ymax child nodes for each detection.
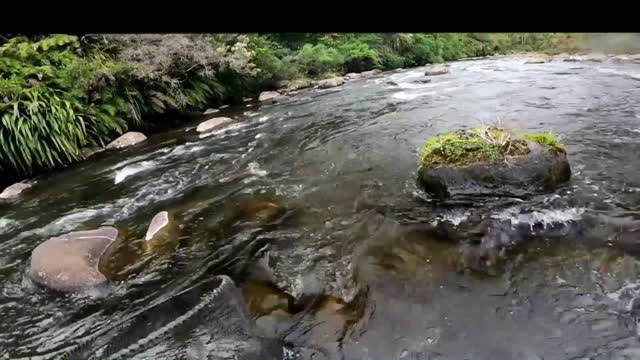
<box><xmin>425</xmin><ymin>64</ymin><xmax>449</xmax><ymax>76</ymax></box>
<box><xmin>0</xmin><ymin>182</ymin><xmax>33</xmax><ymax>200</ymax></box>
<box><xmin>316</xmin><ymin>77</ymin><xmax>345</xmax><ymax>89</ymax></box>
<box><xmin>196</xmin><ymin>117</ymin><xmax>234</xmax><ymax>133</ymax></box>
<box><xmin>81</xmin><ymin>146</ymin><xmax>105</xmax><ymax>158</ymax></box>
<box><xmin>144</xmin><ymin>211</ymin><xmax>178</xmax><ymax>253</ymax></box>
<box><xmin>242</xmin><ymin>199</ymin><xmax>286</xmax><ymax>224</ymax></box>
<box><xmin>412</xmin><ymin>78</ymin><xmax>432</xmax><ymax>84</ymax></box>
<box><xmin>30</xmin><ymin>227</ymin><xmax>118</xmax><ymax>292</ymax></box>
<box><xmin>417</xmin><ymin>127</ymin><xmax>571</xmax><ymax>199</ymax></box>
<box><xmin>106</xmin><ymin>132</ymin><xmax>147</xmax><ymax>149</ymax></box>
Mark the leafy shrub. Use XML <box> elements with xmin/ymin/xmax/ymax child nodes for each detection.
<box><xmin>297</xmin><ymin>44</ymin><xmax>343</xmax><ymax>76</ymax></box>
<box><xmin>338</xmin><ymin>42</ymin><xmax>381</xmax><ymax>73</ymax></box>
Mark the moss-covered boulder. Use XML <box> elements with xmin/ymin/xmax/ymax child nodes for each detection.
<box><xmin>417</xmin><ymin>127</ymin><xmax>571</xmax><ymax>199</ymax></box>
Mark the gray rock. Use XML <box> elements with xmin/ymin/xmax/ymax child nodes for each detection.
<box><xmin>344</xmin><ymin>72</ymin><xmax>361</xmax><ymax>80</ymax></box>
<box><xmin>361</xmin><ymin>69</ymin><xmax>382</xmax><ymax>76</ymax></box>
<box><xmin>106</xmin><ymin>132</ymin><xmax>147</xmax><ymax>149</ymax></box>
<box><xmin>316</xmin><ymin>77</ymin><xmax>345</xmax><ymax>89</ymax></box>
<box><xmin>30</xmin><ymin>227</ymin><xmax>118</xmax><ymax>292</ymax></box>
<box><xmin>258</xmin><ymin>91</ymin><xmax>280</xmax><ymax>103</ymax></box>
<box><xmin>276</xmin><ymin>79</ymin><xmax>313</xmax><ymax>92</ymax></box>
<box><xmin>204</xmin><ymin>108</ymin><xmax>219</xmax><ymax>115</ymax></box>
<box><xmin>196</xmin><ymin>117</ymin><xmax>234</xmax><ymax>133</ymax></box>
<box><xmin>425</xmin><ymin>64</ymin><xmax>450</xmax><ymax>76</ymax></box>
<box><xmin>0</xmin><ymin>182</ymin><xmax>32</xmax><ymax>199</ymax></box>
<box><xmin>524</xmin><ymin>57</ymin><xmax>549</xmax><ymax>64</ymax></box>
<box><xmin>412</xmin><ymin>78</ymin><xmax>432</xmax><ymax>84</ymax></box>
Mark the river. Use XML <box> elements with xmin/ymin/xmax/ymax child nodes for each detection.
<box><xmin>2</xmin><ymin>56</ymin><xmax>640</xmax><ymax>359</ymax></box>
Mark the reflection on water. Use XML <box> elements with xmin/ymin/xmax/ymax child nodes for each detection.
<box><xmin>3</xmin><ymin>57</ymin><xmax>640</xmax><ymax>359</ymax></box>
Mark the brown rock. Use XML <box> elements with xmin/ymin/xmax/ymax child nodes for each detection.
<box><xmin>81</xmin><ymin>146</ymin><xmax>105</xmax><ymax>158</ymax></box>
<box><xmin>30</xmin><ymin>227</ymin><xmax>118</xmax><ymax>292</ymax></box>
<box><xmin>196</xmin><ymin>117</ymin><xmax>234</xmax><ymax>133</ymax></box>
<box><xmin>0</xmin><ymin>182</ymin><xmax>32</xmax><ymax>200</ymax></box>
<box><xmin>106</xmin><ymin>132</ymin><xmax>147</xmax><ymax>149</ymax></box>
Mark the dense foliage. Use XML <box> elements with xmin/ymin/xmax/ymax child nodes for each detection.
<box><xmin>0</xmin><ymin>32</ymin><xmax>612</xmax><ymax>179</ymax></box>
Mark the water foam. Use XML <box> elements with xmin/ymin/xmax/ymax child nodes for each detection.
<box><xmin>114</xmin><ymin>161</ymin><xmax>156</xmax><ymax>184</ymax></box>
<box><xmin>491</xmin><ymin>207</ymin><xmax>585</xmax><ymax>229</ymax></box>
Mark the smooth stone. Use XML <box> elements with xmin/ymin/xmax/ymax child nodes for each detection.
<box><xmin>242</xmin><ymin>199</ymin><xmax>286</xmax><ymax>224</ymax></box>
<box><xmin>30</xmin><ymin>227</ymin><xmax>118</xmax><ymax>292</ymax></box>
<box><xmin>425</xmin><ymin>64</ymin><xmax>450</xmax><ymax>76</ymax></box>
<box><xmin>360</xmin><ymin>69</ymin><xmax>382</xmax><ymax>76</ymax></box>
<box><xmin>258</xmin><ymin>91</ymin><xmax>281</xmax><ymax>103</ymax></box>
<box><xmin>0</xmin><ymin>182</ymin><xmax>32</xmax><ymax>199</ymax></box>
<box><xmin>144</xmin><ymin>211</ymin><xmax>178</xmax><ymax>253</ymax></box>
<box><xmin>196</xmin><ymin>117</ymin><xmax>234</xmax><ymax>133</ymax></box>
<box><xmin>277</xmin><ymin>79</ymin><xmax>313</xmax><ymax>92</ymax></box>
<box><xmin>204</xmin><ymin>108</ymin><xmax>219</xmax><ymax>114</ymax></box>
<box><xmin>106</xmin><ymin>132</ymin><xmax>147</xmax><ymax>149</ymax></box>
<box><xmin>524</xmin><ymin>57</ymin><xmax>549</xmax><ymax>64</ymax></box>
<box><xmin>243</xmin><ymin>97</ymin><xmax>253</xmax><ymax>102</ymax></box>
<box><xmin>316</xmin><ymin>76</ymin><xmax>345</xmax><ymax>89</ymax></box>
<box><xmin>344</xmin><ymin>72</ymin><xmax>361</xmax><ymax>80</ymax></box>
<box><xmin>146</xmin><ymin>211</ymin><xmax>170</xmax><ymax>241</ymax></box>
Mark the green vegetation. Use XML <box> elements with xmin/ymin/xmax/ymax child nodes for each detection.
<box><xmin>419</xmin><ymin>127</ymin><xmax>564</xmax><ymax>166</ymax></box>
<box><xmin>522</xmin><ymin>132</ymin><xmax>564</xmax><ymax>152</ymax></box>
<box><xmin>0</xmin><ymin>33</ymin><xmax>607</xmax><ymax>179</ymax></box>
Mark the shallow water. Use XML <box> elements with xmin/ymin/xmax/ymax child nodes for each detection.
<box><xmin>3</xmin><ymin>57</ymin><xmax>640</xmax><ymax>359</ymax></box>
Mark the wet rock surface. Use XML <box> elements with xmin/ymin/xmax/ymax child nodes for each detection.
<box><xmin>418</xmin><ymin>142</ymin><xmax>571</xmax><ymax>199</ymax></box>
<box><xmin>106</xmin><ymin>132</ymin><xmax>147</xmax><ymax>149</ymax></box>
<box><xmin>196</xmin><ymin>116</ymin><xmax>234</xmax><ymax>133</ymax></box>
<box><xmin>425</xmin><ymin>64</ymin><xmax>450</xmax><ymax>76</ymax></box>
<box><xmin>29</xmin><ymin>227</ymin><xmax>118</xmax><ymax>292</ymax></box>
<box><xmin>0</xmin><ymin>182</ymin><xmax>32</xmax><ymax>199</ymax></box>
<box><xmin>316</xmin><ymin>76</ymin><xmax>345</xmax><ymax>89</ymax></box>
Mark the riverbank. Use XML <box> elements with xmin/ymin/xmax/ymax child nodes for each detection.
<box><xmin>1</xmin><ymin>33</ymin><xmax>638</xmax><ymax>185</ymax></box>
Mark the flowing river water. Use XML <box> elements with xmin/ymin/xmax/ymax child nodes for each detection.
<box><xmin>2</xmin><ymin>56</ymin><xmax>640</xmax><ymax>359</ymax></box>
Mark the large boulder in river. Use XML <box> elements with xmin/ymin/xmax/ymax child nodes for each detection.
<box><xmin>0</xmin><ymin>182</ymin><xmax>33</xmax><ymax>199</ymax></box>
<box><xmin>425</xmin><ymin>64</ymin><xmax>449</xmax><ymax>76</ymax></box>
<box><xmin>106</xmin><ymin>132</ymin><xmax>147</xmax><ymax>149</ymax></box>
<box><xmin>30</xmin><ymin>227</ymin><xmax>118</xmax><ymax>292</ymax></box>
<box><xmin>417</xmin><ymin>127</ymin><xmax>571</xmax><ymax>199</ymax></box>
<box><xmin>196</xmin><ymin>117</ymin><xmax>234</xmax><ymax>133</ymax></box>
<box><xmin>316</xmin><ymin>77</ymin><xmax>345</xmax><ymax>89</ymax></box>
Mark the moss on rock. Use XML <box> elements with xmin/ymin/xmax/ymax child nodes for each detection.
<box><xmin>419</xmin><ymin>127</ymin><xmax>565</xmax><ymax>167</ymax></box>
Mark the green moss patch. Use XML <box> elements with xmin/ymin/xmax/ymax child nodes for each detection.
<box><xmin>419</xmin><ymin>127</ymin><xmax>564</xmax><ymax>166</ymax></box>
